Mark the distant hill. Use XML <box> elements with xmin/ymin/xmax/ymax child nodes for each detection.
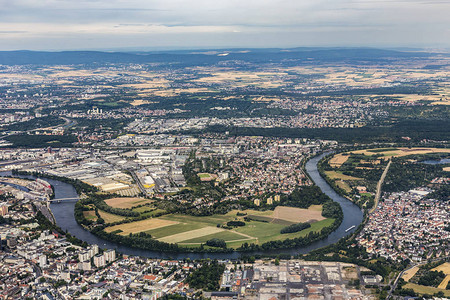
<box><xmin>0</xmin><ymin>48</ymin><xmax>435</xmax><ymax>66</ymax></box>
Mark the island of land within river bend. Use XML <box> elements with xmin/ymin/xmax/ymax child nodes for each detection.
<box><xmin>1</xmin><ymin>152</ymin><xmax>364</xmax><ymax>259</ymax></box>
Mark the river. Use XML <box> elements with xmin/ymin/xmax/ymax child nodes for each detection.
<box><xmin>421</xmin><ymin>158</ymin><xmax>450</xmax><ymax>165</ymax></box>
<box><xmin>0</xmin><ymin>152</ymin><xmax>363</xmax><ymax>259</ymax></box>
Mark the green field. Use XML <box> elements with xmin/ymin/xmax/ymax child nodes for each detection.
<box><xmin>141</xmin><ymin>211</ymin><xmax>334</xmax><ymax>248</ymax></box>
<box><xmin>235</xmin><ymin>218</ymin><xmax>334</xmax><ymax>245</ymax></box>
<box><xmin>146</xmin><ymin>222</ymin><xmax>206</xmax><ymax>238</ymax></box>
<box><xmin>98</xmin><ymin>210</ymin><xmax>126</xmax><ymax>223</ymax></box>
<box><xmin>98</xmin><ymin>202</ymin><xmax>334</xmax><ymax>249</ymax></box>
<box><xmin>132</xmin><ymin>206</ymin><xmax>154</xmax><ymax>213</ymax></box>
<box><xmin>198</xmin><ymin>173</ymin><xmax>211</xmax><ymax>178</ymax></box>
<box><xmin>336</xmin><ymin>180</ymin><xmax>352</xmax><ymax>193</ymax></box>
<box><xmin>180</xmin><ymin>231</ymin><xmax>251</xmax><ymax>244</ymax></box>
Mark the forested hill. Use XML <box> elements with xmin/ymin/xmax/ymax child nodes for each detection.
<box><xmin>0</xmin><ymin>48</ymin><xmax>434</xmax><ymax>66</ymax></box>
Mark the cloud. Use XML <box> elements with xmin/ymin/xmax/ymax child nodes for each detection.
<box><xmin>0</xmin><ymin>0</ymin><xmax>448</xmax><ymax>49</ymax></box>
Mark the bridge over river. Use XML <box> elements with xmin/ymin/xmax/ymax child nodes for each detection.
<box><xmin>47</xmin><ymin>198</ymin><xmax>79</xmax><ymax>203</ymax></box>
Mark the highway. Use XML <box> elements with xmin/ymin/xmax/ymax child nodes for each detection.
<box><xmin>370</xmin><ymin>159</ymin><xmax>391</xmax><ymax>214</ymax></box>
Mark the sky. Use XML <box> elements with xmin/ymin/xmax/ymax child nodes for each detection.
<box><xmin>0</xmin><ymin>0</ymin><xmax>449</xmax><ymax>51</ymax></box>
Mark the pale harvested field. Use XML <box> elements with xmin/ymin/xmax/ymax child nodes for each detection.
<box><xmin>120</xmin><ymin>82</ymin><xmax>168</xmax><ymax>89</ymax></box>
<box><xmin>105</xmin><ymin>219</ymin><xmax>178</xmax><ymax>235</ymax></box>
<box><xmin>158</xmin><ymin>226</ymin><xmax>224</xmax><ymax>243</ymax></box>
<box><xmin>438</xmin><ymin>275</ymin><xmax>450</xmax><ymax>289</ymax></box>
<box><xmin>325</xmin><ymin>171</ymin><xmax>363</xmax><ymax>181</ymax></box>
<box><xmin>329</xmin><ymin>154</ymin><xmax>349</xmax><ymax>168</ymax></box>
<box><xmin>431</xmin><ymin>263</ymin><xmax>450</xmax><ymax>289</ymax></box>
<box><xmin>273</xmin><ymin>206</ymin><xmax>325</xmax><ymax>223</ymax></box>
<box><xmin>444</xmin><ymin>167</ymin><xmax>450</xmax><ymax>172</ymax></box>
<box><xmin>153</xmin><ymin>90</ymin><xmax>177</xmax><ymax>97</ymax></box>
<box><xmin>104</xmin><ymin>197</ymin><xmax>152</xmax><ymax>209</ymax></box>
<box><xmin>130</xmin><ymin>100</ymin><xmax>151</xmax><ymax>106</ymax></box>
<box><xmin>0</xmin><ymin>74</ymin><xmax>43</xmax><ymax>80</ymax></box>
<box><xmin>173</xmin><ymin>87</ymin><xmax>214</xmax><ymax>93</ymax></box>
<box><xmin>194</xmin><ymin>71</ymin><xmax>283</xmax><ymax>83</ymax></box>
<box><xmin>432</xmin><ymin>100</ymin><xmax>450</xmax><ymax>105</ymax></box>
<box><xmin>387</xmin><ymin>93</ymin><xmax>449</xmax><ymax>104</ymax></box>
<box><xmin>191</xmin><ymin>71</ymin><xmax>285</xmax><ymax>88</ymax></box>
<box><xmin>432</xmin><ymin>262</ymin><xmax>450</xmax><ymax>274</ymax></box>
<box><xmin>402</xmin><ymin>266</ymin><xmax>419</xmax><ymax>282</ymax></box>
<box><xmin>48</xmin><ymin>70</ymin><xmax>101</xmax><ymax>77</ymax></box>
<box><xmin>253</xmin><ymin>96</ymin><xmax>281</xmax><ymax>102</ymax></box>
<box><xmin>353</xmin><ymin>147</ymin><xmax>450</xmax><ymax>158</ymax></box>
<box><xmin>316</xmin><ymin>70</ymin><xmax>391</xmax><ymax>87</ymax></box>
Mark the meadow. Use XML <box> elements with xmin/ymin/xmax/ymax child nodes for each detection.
<box><xmin>102</xmin><ymin>206</ymin><xmax>333</xmax><ymax>248</ymax></box>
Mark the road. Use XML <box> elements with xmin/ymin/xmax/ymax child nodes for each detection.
<box><xmin>35</xmin><ymin>202</ymin><xmax>56</xmax><ymax>224</ymax></box>
<box><xmin>31</xmin><ymin>261</ymin><xmax>42</xmax><ymax>278</ymax></box>
<box><xmin>370</xmin><ymin>159</ymin><xmax>391</xmax><ymax>214</ymax></box>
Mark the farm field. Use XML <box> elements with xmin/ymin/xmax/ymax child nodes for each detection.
<box><xmin>180</xmin><ymin>231</ymin><xmax>253</xmax><ymax>244</ymax></box>
<box><xmin>432</xmin><ymin>263</ymin><xmax>450</xmax><ymax>289</ymax></box>
<box><xmin>105</xmin><ymin>218</ymin><xmax>178</xmax><ymax>235</ymax></box>
<box><xmin>104</xmin><ymin>197</ymin><xmax>153</xmax><ymax>209</ymax></box>
<box><xmin>114</xmin><ymin>205</ymin><xmax>333</xmax><ymax>248</ymax></box>
<box><xmin>324</xmin><ymin>171</ymin><xmax>362</xmax><ymax>181</ymax></box>
<box><xmin>402</xmin><ymin>266</ymin><xmax>419</xmax><ymax>282</ymax></box>
<box><xmin>329</xmin><ymin>153</ymin><xmax>349</xmax><ymax>168</ymax></box>
<box><xmin>272</xmin><ymin>205</ymin><xmax>325</xmax><ymax>223</ymax></box>
<box><xmin>352</xmin><ymin>147</ymin><xmax>450</xmax><ymax>158</ymax></box>
<box><xmin>403</xmin><ymin>283</ymin><xmax>450</xmax><ymax>297</ymax></box>
<box><xmin>98</xmin><ymin>210</ymin><xmax>126</xmax><ymax>223</ymax></box>
<box><xmin>431</xmin><ymin>262</ymin><xmax>450</xmax><ymax>274</ymax></box>
<box><xmin>159</xmin><ymin>227</ymin><xmax>226</xmax><ymax>243</ymax></box>
<box><xmin>233</xmin><ymin>218</ymin><xmax>334</xmax><ymax>246</ymax></box>
<box><xmin>438</xmin><ymin>275</ymin><xmax>450</xmax><ymax>290</ymax></box>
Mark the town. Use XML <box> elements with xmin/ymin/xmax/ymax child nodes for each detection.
<box><xmin>357</xmin><ymin>188</ymin><xmax>450</xmax><ymax>262</ymax></box>
<box><xmin>0</xmin><ymin>48</ymin><xmax>449</xmax><ymax>299</ymax></box>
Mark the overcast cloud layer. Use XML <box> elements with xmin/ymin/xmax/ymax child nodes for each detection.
<box><xmin>0</xmin><ymin>0</ymin><xmax>449</xmax><ymax>50</ymax></box>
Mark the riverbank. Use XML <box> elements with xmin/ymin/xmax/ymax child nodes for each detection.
<box><xmin>1</xmin><ymin>153</ymin><xmax>363</xmax><ymax>258</ymax></box>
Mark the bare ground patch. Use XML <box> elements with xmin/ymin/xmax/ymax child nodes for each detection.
<box><xmin>272</xmin><ymin>206</ymin><xmax>325</xmax><ymax>223</ymax></box>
